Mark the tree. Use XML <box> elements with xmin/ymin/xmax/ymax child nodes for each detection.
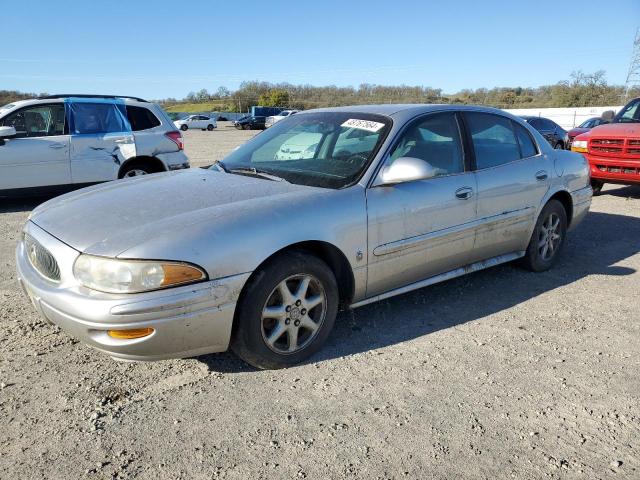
<box><xmin>258</xmin><ymin>89</ymin><xmax>290</xmax><ymax>107</ymax></box>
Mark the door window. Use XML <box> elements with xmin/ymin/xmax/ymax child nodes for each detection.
<box><xmin>69</xmin><ymin>102</ymin><xmax>131</xmax><ymax>134</ymax></box>
<box><xmin>513</xmin><ymin>122</ymin><xmax>539</xmax><ymax>158</ymax></box>
<box><xmin>388</xmin><ymin>112</ymin><xmax>465</xmax><ymax>177</ymax></box>
<box><xmin>466</xmin><ymin>112</ymin><xmax>520</xmax><ymax>169</ymax></box>
<box><xmin>1</xmin><ymin>104</ymin><xmax>65</xmax><ymax>138</ymax></box>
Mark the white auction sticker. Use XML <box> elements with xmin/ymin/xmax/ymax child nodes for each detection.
<box><xmin>341</xmin><ymin>118</ymin><xmax>385</xmax><ymax>133</ymax></box>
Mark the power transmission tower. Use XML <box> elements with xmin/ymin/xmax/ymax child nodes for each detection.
<box><xmin>624</xmin><ymin>28</ymin><xmax>640</xmax><ymax>101</ymax></box>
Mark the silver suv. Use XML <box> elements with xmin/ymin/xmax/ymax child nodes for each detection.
<box><xmin>0</xmin><ymin>95</ymin><xmax>189</xmax><ymax>196</ymax></box>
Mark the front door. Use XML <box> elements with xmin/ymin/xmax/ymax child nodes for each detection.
<box><xmin>68</xmin><ymin>101</ymin><xmax>136</xmax><ymax>184</ymax></box>
<box><xmin>0</xmin><ymin>103</ymin><xmax>70</xmax><ymax>190</ymax></box>
<box><xmin>366</xmin><ymin>112</ymin><xmax>478</xmax><ymax>297</ymax></box>
<box><xmin>464</xmin><ymin>112</ymin><xmax>551</xmax><ymax>261</ymax></box>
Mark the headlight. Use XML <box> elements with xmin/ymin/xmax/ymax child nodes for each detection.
<box><xmin>571</xmin><ymin>140</ymin><xmax>588</xmax><ymax>153</ymax></box>
<box><xmin>73</xmin><ymin>255</ymin><xmax>207</xmax><ymax>294</ymax></box>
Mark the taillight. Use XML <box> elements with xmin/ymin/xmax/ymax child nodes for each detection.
<box><xmin>165</xmin><ymin>131</ymin><xmax>184</xmax><ymax>150</ymax></box>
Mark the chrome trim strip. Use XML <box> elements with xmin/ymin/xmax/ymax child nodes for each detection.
<box><xmin>350</xmin><ymin>251</ymin><xmax>524</xmax><ymax>309</ymax></box>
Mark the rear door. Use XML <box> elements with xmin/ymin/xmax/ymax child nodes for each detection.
<box><xmin>366</xmin><ymin>112</ymin><xmax>478</xmax><ymax>297</ymax></box>
<box><xmin>68</xmin><ymin>100</ymin><xmax>136</xmax><ymax>183</ymax></box>
<box><xmin>464</xmin><ymin>112</ymin><xmax>550</xmax><ymax>261</ymax></box>
<box><xmin>0</xmin><ymin>103</ymin><xmax>70</xmax><ymax>190</ymax></box>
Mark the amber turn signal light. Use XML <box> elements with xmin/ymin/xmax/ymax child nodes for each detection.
<box><xmin>107</xmin><ymin>328</ymin><xmax>154</xmax><ymax>339</ymax></box>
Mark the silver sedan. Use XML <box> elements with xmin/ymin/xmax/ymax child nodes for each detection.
<box><xmin>16</xmin><ymin>105</ymin><xmax>592</xmax><ymax>369</ymax></box>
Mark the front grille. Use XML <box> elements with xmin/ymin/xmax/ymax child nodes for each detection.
<box><xmin>24</xmin><ymin>234</ymin><xmax>60</xmax><ymax>282</ymax></box>
<box><xmin>596</xmin><ymin>165</ymin><xmax>640</xmax><ymax>175</ymax></box>
<box><xmin>589</xmin><ymin>137</ymin><xmax>640</xmax><ymax>158</ymax></box>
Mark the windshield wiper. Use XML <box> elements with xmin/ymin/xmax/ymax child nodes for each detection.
<box><xmin>227</xmin><ymin>166</ymin><xmax>289</xmax><ymax>183</ymax></box>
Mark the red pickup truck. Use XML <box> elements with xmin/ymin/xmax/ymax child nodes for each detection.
<box><xmin>572</xmin><ymin>97</ymin><xmax>640</xmax><ymax>194</ymax></box>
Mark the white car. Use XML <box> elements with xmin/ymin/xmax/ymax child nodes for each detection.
<box><xmin>265</xmin><ymin>110</ymin><xmax>299</xmax><ymax>128</ymax></box>
<box><xmin>274</xmin><ymin>127</ymin><xmax>377</xmax><ymax>160</ymax></box>
<box><xmin>0</xmin><ymin>95</ymin><xmax>189</xmax><ymax>197</ymax></box>
<box><xmin>173</xmin><ymin>115</ymin><xmax>217</xmax><ymax>131</ymax></box>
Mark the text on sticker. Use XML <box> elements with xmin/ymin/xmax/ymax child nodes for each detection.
<box><xmin>341</xmin><ymin>119</ymin><xmax>385</xmax><ymax>132</ymax></box>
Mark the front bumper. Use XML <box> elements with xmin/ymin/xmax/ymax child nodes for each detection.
<box><xmin>16</xmin><ymin>222</ymin><xmax>250</xmax><ymax>361</ymax></box>
<box><xmin>585</xmin><ymin>153</ymin><xmax>640</xmax><ymax>185</ymax></box>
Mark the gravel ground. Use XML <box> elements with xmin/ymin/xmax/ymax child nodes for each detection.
<box><xmin>0</xmin><ymin>128</ymin><xmax>639</xmax><ymax>479</ymax></box>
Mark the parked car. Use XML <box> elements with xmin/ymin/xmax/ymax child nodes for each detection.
<box><xmin>17</xmin><ymin>105</ymin><xmax>591</xmax><ymax>369</ymax></box>
<box><xmin>173</xmin><ymin>115</ymin><xmax>217</xmax><ymax>131</ymax></box>
<box><xmin>265</xmin><ymin>110</ymin><xmax>299</xmax><ymax>128</ymax></box>
<box><xmin>520</xmin><ymin>116</ymin><xmax>567</xmax><ymax>149</ymax></box>
<box><xmin>572</xmin><ymin>97</ymin><xmax>640</xmax><ymax>194</ymax></box>
<box><xmin>0</xmin><ymin>95</ymin><xmax>188</xmax><ymax>197</ymax></box>
<box><xmin>565</xmin><ymin>117</ymin><xmax>610</xmax><ymax>149</ymax></box>
<box><xmin>234</xmin><ymin>115</ymin><xmax>266</xmax><ymax>130</ymax></box>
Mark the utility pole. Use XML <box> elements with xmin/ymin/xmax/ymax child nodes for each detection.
<box><xmin>624</xmin><ymin>28</ymin><xmax>640</xmax><ymax>102</ymax></box>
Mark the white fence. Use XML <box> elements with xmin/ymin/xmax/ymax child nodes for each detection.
<box><xmin>504</xmin><ymin>106</ymin><xmax>622</xmax><ymax>130</ymax></box>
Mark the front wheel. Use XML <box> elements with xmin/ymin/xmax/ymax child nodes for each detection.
<box><xmin>520</xmin><ymin>199</ymin><xmax>567</xmax><ymax>272</ymax></box>
<box><xmin>231</xmin><ymin>251</ymin><xmax>339</xmax><ymax>369</ymax></box>
<box><xmin>554</xmin><ymin>141</ymin><xmax>564</xmax><ymax>150</ymax></box>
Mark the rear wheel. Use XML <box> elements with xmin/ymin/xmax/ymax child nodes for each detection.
<box><xmin>207</xmin><ymin>124</ymin><xmax>214</xmax><ymax>131</ymax></box>
<box><xmin>591</xmin><ymin>180</ymin><xmax>604</xmax><ymax>195</ymax></box>
<box><xmin>231</xmin><ymin>251</ymin><xmax>338</xmax><ymax>369</ymax></box>
<box><xmin>121</xmin><ymin>166</ymin><xmax>151</xmax><ymax>178</ymax></box>
<box><xmin>520</xmin><ymin>199</ymin><xmax>567</xmax><ymax>272</ymax></box>
<box><xmin>180</xmin><ymin>124</ymin><xmax>188</xmax><ymax>131</ymax></box>
<box><xmin>242</xmin><ymin>124</ymin><xmax>251</xmax><ymax>130</ymax></box>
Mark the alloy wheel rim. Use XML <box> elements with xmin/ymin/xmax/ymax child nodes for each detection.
<box><xmin>124</xmin><ymin>169</ymin><xmax>148</xmax><ymax>178</ymax></box>
<box><xmin>538</xmin><ymin>213</ymin><xmax>561</xmax><ymax>261</ymax></box>
<box><xmin>261</xmin><ymin>274</ymin><xmax>327</xmax><ymax>354</ymax></box>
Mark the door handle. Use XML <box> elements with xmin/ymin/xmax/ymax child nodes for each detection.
<box><xmin>49</xmin><ymin>143</ymin><xmax>66</xmax><ymax>149</ymax></box>
<box><xmin>535</xmin><ymin>170</ymin><xmax>548</xmax><ymax>181</ymax></box>
<box><xmin>455</xmin><ymin>187</ymin><xmax>474</xmax><ymax>200</ymax></box>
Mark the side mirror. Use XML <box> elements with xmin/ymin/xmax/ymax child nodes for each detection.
<box><xmin>376</xmin><ymin>157</ymin><xmax>438</xmax><ymax>186</ymax></box>
<box><xmin>0</xmin><ymin>126</ymin><xmax>16</xmax><ymax>145</ymax></box>
<box><xmin>601</xmin><ymin>110</ymin><xmax>615</xmax><ymax>122</ymax></box>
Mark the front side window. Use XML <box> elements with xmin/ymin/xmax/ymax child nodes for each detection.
<box><xmin>217</xmin><ymin>112</ymin><xmax>392</xmax><ymax>188</ymax></box>
<box><xmin>466</xmin><ymin>112</ymin><xmax>520</xmax><ymax>169</ymax></box>
<box><xmin>69</xmin><ymin>102</ymin><xmax>130</xmax><ymax>135</ymax></box>
<box><xmin>387</xmin><ymin>112</ymin><xmax>464</xmax><ymax>177</ymax></box>
<box><xmin>1</xmin><ymin>104</ymin><xmax>65</xmax><ymax>138</ymax></box>
<box><xmin>615</xmin><ymin>99</ymin><xmax>640</xmax><ymax>123</ymax></box>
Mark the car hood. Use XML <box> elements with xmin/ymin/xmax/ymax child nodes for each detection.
<box><xmin>577</xmin><ymin>122</ymin><xmax>640</xmax><ymax>139</ymax></box>
<box><xmin>30</xmin><ymin>169</ymin><xmax>319</xmax><ymax>256</ymax></box>
<box><xmin>567</xmin><ymin>127</ymin><xmax>589</xmax><ymax>137</ymax></box>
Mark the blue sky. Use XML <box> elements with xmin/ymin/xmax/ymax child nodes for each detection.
<box><xmin>1</xmin><ymin>0</ymin><xmax>638</xmax><ymax>99</ymax></box>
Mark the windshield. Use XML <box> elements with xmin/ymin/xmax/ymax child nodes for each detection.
<box><xmin>578</xmin><ymin>119</ymin><xmax>595</xmax><ymax>128</ymax></box>
<box><xmin>215</xmin><ymin>112</ymin><xmax>392</xmax><ymax>188</ymax></box>
<box><xmin>614</xmin><ymin>99</ymin><xmax>640</xmax><ymax>123</ymax></box>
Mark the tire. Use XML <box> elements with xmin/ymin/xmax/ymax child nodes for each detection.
<box><xmin>242</xmin><ymin>124</ymin><xmax>251</xmax><ymax>130</ymax></box>
<box><xmin>231</xmin><ymin>251</ymin><xmax>339</xmax><ymax>369</ymax></box>
<box><xmin>520</xmin><ymin>199</ymin><xmax>568</xmax><ymax>272</ymax></box>
<box><xmin>591</xmin><ymin>180</ymin><xmax>604</xmax><ymax>195</ymax></box>
<box><xmin>120</xmin><ymin>163</ymin><xmax>153</xmax><ymax>178</ymax></box>
<box><xmin>235</xmin><ymin>124</ymin><xmax>243</xmax><ymax>130</ymax></box>
<box><xmin>554</xmin><ymin>142</ymin><xmax>563</xmax><ymax>150</ymax></box>
<box><xmin>180</xmin><ymin>125</ymin><xmax>188</xmax><ymax>131</ymax></box>
<box><xmin>207</xmin><ymin>124</ymin><xmax>214</xmax><ymax>131</ymax></box>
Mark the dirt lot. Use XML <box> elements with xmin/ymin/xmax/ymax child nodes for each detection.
<box><xmin>1</xmin><ymin>127</ymin><xmax>639</xmax><ymax>479</ymax></box>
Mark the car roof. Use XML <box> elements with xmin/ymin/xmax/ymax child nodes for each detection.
<box><xmin>304</xmin><ymin>103</ymin><xmax>514</xmax><ymax>119</ymax></box>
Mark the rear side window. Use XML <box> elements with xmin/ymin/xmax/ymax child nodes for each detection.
<box><xmin>466</xmin><ymin>112</ymin><xmax>520</xmax><ymax>169</ymax></box>
<box><xmin>70</xmin><ymin>102</ymin><xmax>130</xmax><ymax>134</ymax></box>
<box><xmin>126</xmin><ymin>106</ymin><xmax>161</xmax><ymax>131</ymax></box>
<box><xmin>513</xmin><ymin>122</ymin><xmax>538</xmax><ymax>158</ymax></box>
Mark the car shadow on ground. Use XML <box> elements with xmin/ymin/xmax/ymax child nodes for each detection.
<box><xmin>0</xmin><ymin>196</ymin><xmax>53</xmax><ymax>214</ymax></box>
<box><xmin>198</xmin><ymin>210</ymin><xmax>640</xmax><ymax>372</ymax></box>
<box><xmin>601</xmin><ymin>184</ymin><xmax>640</xmax><ymax>199</ymax></box>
